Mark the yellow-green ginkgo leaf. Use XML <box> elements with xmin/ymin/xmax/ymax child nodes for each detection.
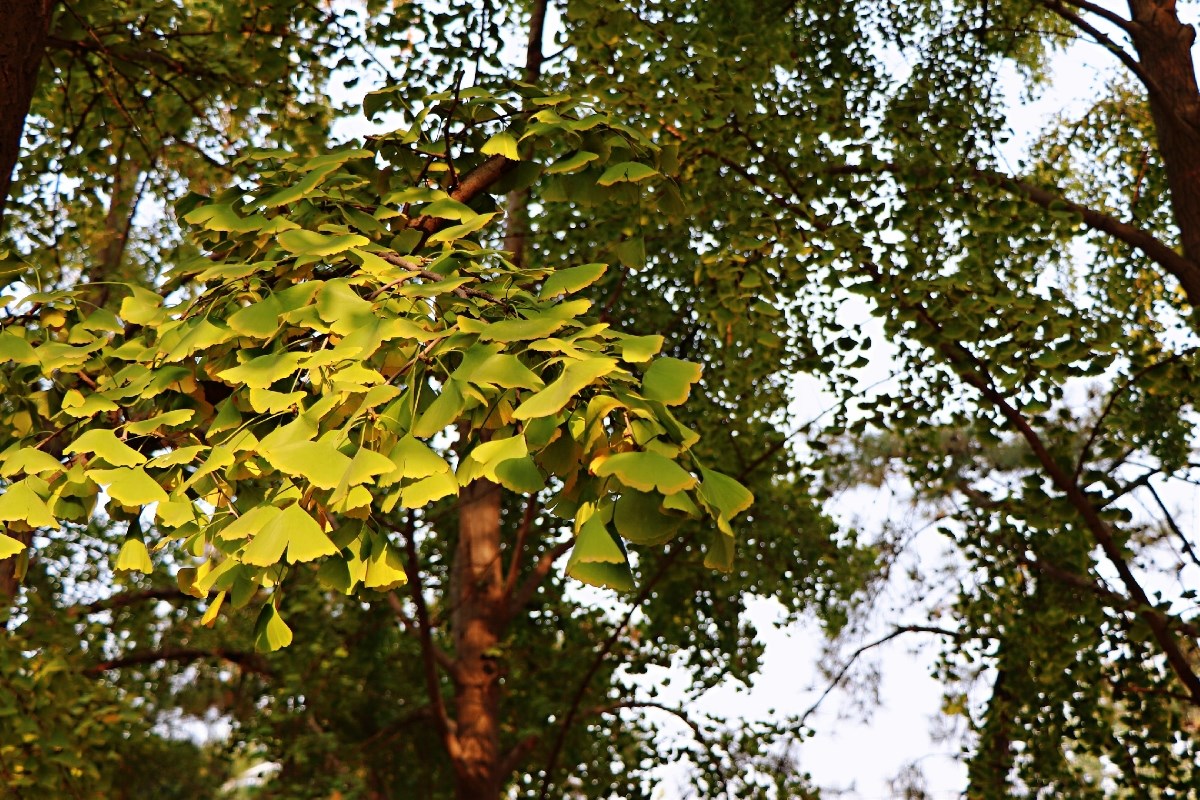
<box><xmin>0</xmin><ymin>479</ymin><xmax>58</xmax><ymax>528</ymax></box>
<box><xmin>254</xmin><ymin>604</ymin><xmax>293</xmax><ymax>651</ymax></box>
<box><xmin>125</xmin><ymin>409</ymin><xmax>196</xmax><ymax>436</ymax></box>
<box><xmin>363</xmin><ymin>538</ymin><xmax>408</xmax><ymax>589</ymax></box>
<box><xmin>277</xmin><ymin>229</ymin><xmax>369</xmax><ymax>257</ymax></box>
<box><xmin>1</xmin><ymin>448</ymin><xmax>63</xmax><ymax>477</ymax></box>
<box><xmin>64</xmin><ymin>429</ymin><xmax>146</xmax><ymax>466</ymax></box>
<box><xmin>218</xmin><ymin>352</ymin><xmax>305</xmax><ymax>390</ymax></box>
<box><xmin>591</xmin><ymin>451</ymin><xmax>696</xmax><ymax>494</ymax></box>
<box><xmin>115</xmin><ymin>539</ymin><xmax>153</xmax><ymax>574</ymax></box>
<box><xmin>0</xmin><ymin>532</ymin><xmax>26</xmax><ymax>559</ymax></box>
<box><xmin>540</xmin><ymin>263</ymin><xmax>607</xmax><ymax>299</ymax></box>
<box><xmin>613</xmin><ymin>491</ymin><xmax>681</xmax><ymax>546</ymax></box>
<box><xmin>596</xmin><ymin>161</ymin><xmax>658</xmax><ymax>186</ymax></box>
<box><xmin>260</xmin><ymin>440</ymin><xmax>352</xmax><ymax>490</ymax></box>
<box><xmin>398</xmin><ymin>471</ymin><xmax>458</xmax><ymax>508</ymax></box>
<box><xmin>512</xmin><ymin>358</ymin><xmax>618</xmax><ymax>420</ymax></box>
<box><xmin>384</xmin><ymin>436</ymin><xmax>449</xmax><ymax>484</ymax></box>
<box><xmin>642</xmin><ymin>357</ymin><xmax>703</xmax><ymax>406</ymax></box>
<box><xmin>88</xmin><ymin>467</ymin><xmax>169</xmax><ymax>506</ymax></box>
<box><xmin>60</xmin><ymin>389</ymin><xmax>119</xmax><ymax>418</ymax></box>
<box><xmin>480</xmin><ymin>131</ymin><xmax>520</xmax><ymax>160</ymax></box>
<box><xmin>696</xmin><ymin>467</ymin><xmax>754</xmax><ymax>520</ymax></box>
<box><xmin>278</xmin><ymin>504</ymin><xmax>339</xmax><ymax>563</ymax></box>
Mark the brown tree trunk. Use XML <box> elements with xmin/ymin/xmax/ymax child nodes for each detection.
<box><xmin>450</xmin><ymin>479</ymin><xmax>506</xmax><ymax>800</ymax></box>
<box><xmin>0</xmin><ymin>0</ymin><xmax>56</xmax><ymax>229</ymax></box>
<box><xmin>1125</xmin><ymin>0</ymin><xmax>1200</xmax><ymax>296</ymax></box>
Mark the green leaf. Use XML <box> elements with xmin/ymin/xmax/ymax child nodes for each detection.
<box><xmin>0</xmin><ymin>480</ymin><xmax>56</xmax><ymax>528</ymax></box>
<box><xmin>703</xmin><ymin>531</ymin><xmax>735</xmax><ymax>572</ymax></box>
<box><xmin>597</xmin><ymin>162</ymin><xmax>658</xmax><ymax>186</ymax></box>
<box><xmin>614</xmin><ymin>333</ymin><xmax>663</xmax><ymax>362</ymax></box>
<box><xmin>571</xmin><ymin>513</ymin><xmax>625</xmax><ymax>563</ymax></box>
<box><xmin>427</xmin><ymin>213</ymin><xmax>498</xmax><ymax>245</ymax></box>
<box><xmin>259</xmin><ymin>162</ymin><xmax>341</xmax><ymax>207</ymax></box>
<box><xmin>546</xmin><ymin>151</ymin><xmax>599</xmax><ymax>175</ymax></box>
<box><xmin>0</xmin><ymin>332</ymin><xmax>37</xmax><ymax>364</ymax></box>
<box><xmin>642</xmin><ymin>357</ymin><xmax>703</xmax><ymax>406</ymax></box>
<box><xmin>115</xmin><ymin>539</ymin><xmax>153</xmax><ymax>574</ymax></box>
<box><xmin>592</xmin><ymin>451</ymin><xmax>696</xmax><ymax>494</ymax></box>
<box><xmin>399</xmin><ymin>471</ymin><xmax>459</xmax><ymax>507</ymax></box>
<box><xmin>363</xmin><ymin>537</ymin><xmax>408</xmax><ymax>589</ymax></box>
<box><xmin>277</xmin><ymin>229</ymin><xmax>369</xmax><ymax>257</ymax></box>
<box><xmin>513</xmin><ymin>358</ymin><xmax>619</xmax><ymax>420</ymax></box>
<box><xmin>63</xmin><ymin>429</ymin><xmax>146</xmax><ymax>466</ymax></box>
<box><xmin>540</xmin><ymin>263</ymin><xmax>607</xmax><ymax>298</ymax></box>
<box><xmin>254</xmin><ymin>604</ymin><xmax>294</xmax><ymax>651</ymax></box>
<box><xmin>615</xmin><ymin>237</ymin><xmax>645</xmax><ymax>270</ymax></box>
<box><xmin>493</xmin><ymin>457</ymin><xmax>544</xmax><ymax>493</ymax></box>
<box><xmin>613</xmin><ymin>491</ymin><xmax>682</xmax><ymax>546</ymax></box>
<box><xmin>412</xmin><ymin>379</ymin><xmax>466</xmax><ymax>438</ymax></box>
<box><xmin>697</xmin><ymin>467</ymin><xmax>754</xmax><ymax>519</ymax></box>
<box><xmin>480</xmin><ymin>131</ymin><xmax>520</xmax><ymax>160</ymax></box>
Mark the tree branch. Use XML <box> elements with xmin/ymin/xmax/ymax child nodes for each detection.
<box><xmin>397</xmin><ymin>517</ymin><xmax>461</xmax><ymax>759</ymax></box>
<box><xmin>507</xmin><ymin>538</ymin><xmax>574</xmax><ymax>618</ymax></box>
<box><xmin>536</xmin><ymin>548</ymin><xmax>682</xmax><ymax>800</ymax></box>
<box><xmin>83</xmin><ymin>647</ymin><xmax>271</xmax><ymax>677</ymax></box>
<box><xmin>67</xmin><ymin>587</ymin><xmax>191</xmax><ymax>617</ymax></box>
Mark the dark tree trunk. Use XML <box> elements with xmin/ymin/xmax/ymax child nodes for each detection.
<box><xmin>0</xmin><ymin>0</ymin><xmax>55</xmax><ymax>229</ymax></box>
<box><xmin>450</xmin><ymin>479</ymin><xmax>506</xmax><ymax>800</ymax></box>
<box><xmin>1125</xmin><ymin>0</ymin><xmax>1200</xmax><ymax>296</ymax></box>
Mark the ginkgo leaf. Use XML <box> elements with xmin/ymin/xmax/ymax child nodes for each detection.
<box><xmin>200</xmin><ymin>591</ymin><xmax>225</xmax><ymax>627</ymax></box>
<box><xmin>570</xmin><ymin>514</ymin><xmax>625</xmax><ymax>563</ymax></box>
<box><xmin>597</xmin><ymin>161</ymin><xmax>658</xmax><ymax>185</ymax></box>
<box><xmin>114</xmin><ymin>539</ymin><xmax>153</xmax><ymax>574</ymax></box>
<box><xmin>480</xmin><ymin>131</ymin><xmax>520</xmax><ymax>160</ymax></box>
<box><xmin>399</xmin><ymin>471</ymin><xmax>458</xmax><ymax>507</ymax></box>
<box><xmin>279</xmin><ymin>504</ymin><xmax>338</xmax><ymax>563</ymax></box>
<box><xmin>427</xmin><ymin>213</ymin><xmax>497</xmax><ymax>245</ymax></box>
<box><xmin>591</xmin><ymin>451</ymin><xmax>696</xmax><ymax>494</ymax></box>
<box><xmin>218</xmin><ymin>352</ymin><xmax>304</xmax><ymax>390</ymax></box>
<box><xmin>254</xmin><ymin>604</ymin><xmax>293</xmax><ymax>651</ymax></box>
<box><xmin>642</xmin><ymin>357</ymin><xmax>703</xmax><ymax>406</ymax></box>
<box><xmin>0</xmin><ymin>532</ymin><xmax>26</xmax><ymax>559</ymax></box>
<box><xmin>546</xmin><ymin>150</ymin><xmax>599</xmax><ymax>174</ymax></box>
<box><xmin>0</xmin><ymin>479</ymin><xmax>57</xmax><ymax>528</ymax></box>
<box><xmin>540</xmin><ymin>263</ymin><xmax>607</xmax><ymax>298</ymax></box>
<box><xmin>125</xmin><ymin>409</ymin><xmax>195</xmax><ymax>436</ymax></box>
<box><xmin>385</xmin><ymin>436</ymin><xmax>449</xmax><ymax>482</ymax></box>
<box><xmin>703</xmin><ymin>531</ymin><xmax>735</xmax><ymax>572</ymax></box>
<box><xmin>277</xmin><ymin>229</ymin><xmax>369</xmax><ymax>257</ymax></box>
<box><xmin>260</xmin><ymin>440</ymin><xmax>352</xmax><ymax>490</ymax></box>
<box><xmin>412</xmin><ymin>380</ymin><xmax>466</xmax><ymax>438</ymax></box>
<box><xmin>613</xmin><ymin>491</ymin><xmax>681</xmax><ymax>546</ymax></box>
<box><xmin>697</xmin><ymin>467</ymin><xmax>754</xmax><ymax>520</ymax></box>
<box><xmin>513</xmin><ymin>358</ymin><xmax>619</xmax><ymax>420</ymax></box>
<box><xmin>363</xmin><ymin>538</ymin><xmax>408</xmax><ymax>589</ymax></box>
<box><xmin>64</xmin><ymin>429</ymin><xmax>146</xmax><ymax>466</ymax></box>
<box><xmin>1</xmin><ymin>448</ymin><xmax>63</xmax><ymax>477</ymax></box>
<box><xmin>88</xmin><ymin>467</ymin><xmax>170</xmax><ymax>506</ymax></box>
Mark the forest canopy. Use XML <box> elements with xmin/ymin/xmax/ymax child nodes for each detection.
<box><xmin>2</xmin><ymin>1</ymin><xmax>1200</xmax><ymax>798</ymax></box>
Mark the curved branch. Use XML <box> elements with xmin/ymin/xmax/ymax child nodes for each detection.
<box><xmin>536</xmin><ymin>549</ymin><xmax>682</xmax><ymax>800</ymax></box>
<box><xmin>978</xmin><ymin>169</ymin><xmax>1200</xmax><ymax>305</ymax></box>
<box><xmin>83</xmin><ymin>647</ymin><xmax>271</xmax><ymax>677</ymax></box>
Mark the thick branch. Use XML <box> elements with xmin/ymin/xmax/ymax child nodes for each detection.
<box><xmin>0</xmin><ymin>0</ymin><xmax>55</xmax><ymax>229</ymax></box>
<box><xmin>83</xmin><ymin>647</ymin><xmax>270</xmax><ymax>677</ymax></box>
<box><xmin>980</xmin><ymin>169</ymin><xmax>1200</xmax><ymax>304</ymax></box>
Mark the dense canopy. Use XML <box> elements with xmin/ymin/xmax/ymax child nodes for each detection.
<box><xmin>2</xmin><ymin>0</ymin><xmax>1200</xmax><ymax>798</ymax></box>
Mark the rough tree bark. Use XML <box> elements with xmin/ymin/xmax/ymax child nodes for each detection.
<box><xmin>1123</xmin><ymin>0</ymin><xmax>1200</xmax><ymax>296</ymax></box>
<box><xmin>449</xmin><ymin>479</ymin><xmax>507</xmax><ymax>800</ymax></box>
<box><xmin>0</xmin><ymin>0</ymin><xmax>56</xmax><ymax>229</ymax></box>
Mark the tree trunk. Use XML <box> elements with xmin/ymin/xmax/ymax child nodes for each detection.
<box><xmin>450</xmin><ymin>479</ymin><xmax>506</xmax><ymax>800</ymax></box>
<box><xmin>0</xmin><ymin>0</ymin><xmax>55</xmax><ymax>229</ymax></box>
<box><xmin>1125</xmin><ymin>0</ymin><xmax>1200</xmax><ymax>296</ymax></box>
